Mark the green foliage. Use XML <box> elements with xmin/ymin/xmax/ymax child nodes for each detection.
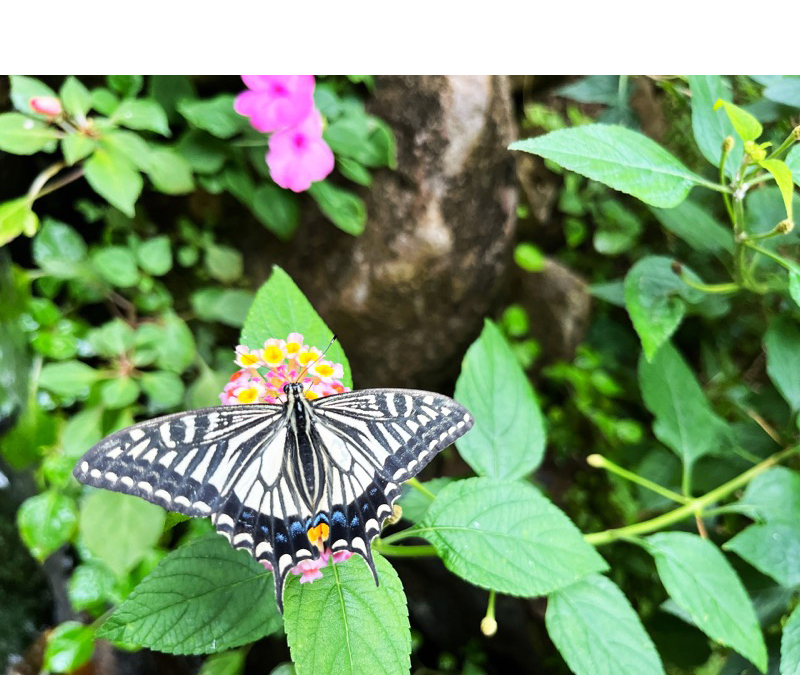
<box><xmin>17</xmin><ymin>490</ymin><xmax>79</xmax><ymax>560</ymax></box>
<box><xmin>43</xmin><ymin>621</ymin><xmax>95</xmax><ymax>674</ymax></box>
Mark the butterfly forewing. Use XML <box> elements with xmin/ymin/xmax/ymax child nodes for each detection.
<box><xmin>73</xmin><ymin>387</ymin><xmax>473</xmax><ymax>611</ymax></box>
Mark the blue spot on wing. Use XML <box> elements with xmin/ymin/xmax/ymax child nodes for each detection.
<box><xmin>275</xmin><ymin>532</ymin><xmax>287</xmax><ymax>543</ymax></box>
<box><xmin>289</xmin><ymin>521</ymin><xmax>304</xmax><ymax>537</ymax></box>
<box><xmin>350</xmin><ymin>515</ymin><xmax>360</xmax><ymax>528</ymax></box>
<box><xmin>332</xmin><ymin>511</ymin><xmax>346</xmax><ymax>526</ymax></box>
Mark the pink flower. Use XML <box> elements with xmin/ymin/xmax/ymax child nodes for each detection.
<box><xmin>332</xmin><ymin>549</ymin><xmax>353</xmax><ymax>564</ymax></box>
<box><xmin>266</xmin><ymin>110</ymin><xmax>334</xmax><ymax>192</ymax></box>
<box><xmin>30</xmin><ymin>96</ymin><xmax>62</xmax><ymax>117</ymax></box>
<box><xmin>291</xmin><ymin>552</ymin><xmax>330</xmax><ymax>584</ymax></box>
<box><xmin>234</xmin><ymin>75</ymin><xmax>315</xmax><ymax>133</ymax></box>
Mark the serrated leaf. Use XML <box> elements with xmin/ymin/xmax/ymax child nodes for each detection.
<box><xmin>308</xmin><ymin>181</ymin><xmax>366</xmax><ymax>235</ymax></box>
<box><xmin>284</xmin><ymin>553</ymin><xmax>410</xmax><ymax>675</ymax></box>
<box><xmin>98</xmin><ymin>534</ymin><xmax>281</xmax><ymax>653</ymax></box>
<box><xmin>60</xmin><ymin>76</ymin><xmax>92</xmax><ymax>118</ymax></box>
<box><xmin>136</xmin><ymin>235</ymin><xmax>172</xmax><ymax>276</ymax></box>
<box><xmin>113</xmin><ymin>99</ymin><xmax>170</xmax><ymax>136</ymax></box>
<box><xmin>17</xmin><ymin>490</ymin><xmax>78</xmax><ymax>560</ymax></box>
<box><xmin>39</xmin><ymin>360</ymin><xmax>101</xmax><ymax>396</ymax></box>
<box><xmin>0</xmin><ymin>197</ymin><xmax>39</xmax><ymax>247</ymax></box>
<box><xmin>688</xmin><ymin>76</ymin><xmax>743</xmax><ymax>175</ymax></box>
<box><xmin>0</xmin><ymin>112</ymin><xmax>60</xmax><ymax>154</ymax></box>
<box><xmin>252</xmin><ymin>183</ymin><xmax>300</xmax><ymax>240</ymax></box>
<box><xmin>155</xmin><ymin>313</ymin><xmax>196</xmax><ymax>374</ymax></box>
<box><xmin>725</xmin><ymin>522</ymin><xmax>800</xmax><ymax>588</ymax></box>
<box><xmin>179</xmin><ymin>95</ymin><xmax>247</xmax><ymax>139</ymax></box>
<box><xmin>782</xmin><ymin>603</ymin><xmax>800</xmax><ymax>675</ymax></box>
<box><xmin>91</xmin><ymin>245</ymin><xmax>139</xmax><ymax>287</ymax></box>
<box><xmin>454</xmin><ymin>319</ymin><xmax>545</xmax><ymax>479</ymax></box>
<box><xmin>419</xmin><ymin>477</ymin><xmax>607</xmax><ymax>596</ymax></box>
<box><xmin>638</xmin><ymin>342</ymin><xmax>727</xmax><ymax>469</ymax></box>
<box><xmin>713</xmin><ymin>99</ymin><xmax>763</xmax><ymax>143</ymax></box>
<box><xmin>646</xmin><ymin>532</ymin><xmax>767</xmax><ymax>672</ymax></box>
<box><xmin>765</xmin><ymin>316</ymin><xmax>800</xmax><ymax>412</ymax></box>
<box><xmin>741</xmin><ymin>467</ymin><xmax>800</xmax><ymax>523</ymax></box>
<box><xmin>146</xmin><ymin>148</ymin><xmax>194</xmax><ymax>194</ymax></box>
<box><xmin>240</xmin><ymin>265</ymin><xmax>352</xmax><ymax>388</ymax></box>
<box><xmin>650</xmin><ymin>200</ymin><xmax>734</xmax><ymax>255</ymax></box>
<box><xmin>43</xmin><ymin>621</ymin><xmax>95</xmax><ymax>674</ymax></box>
<box><xmin>546</xmin><ymin>574</ymin><xmax>665</xmax><ymax>675</ymax></box>
<box><xmin>79</xmin><ymin>491</ymin><xmax>165</xmax><ymax>577</ymax></box>
<box><xmin>510</xmin><ymin>125</ymin><xmax>706</xmax><ymax>208</ymax></box>
<box><xmin>84</xmin><ymin>148</ymin><xmax>143</xmax><ymax>217</ymax></box>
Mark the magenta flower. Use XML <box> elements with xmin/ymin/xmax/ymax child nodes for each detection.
<box><xmin>266</xmin><ymin>110</ymin><xmax>334</xmax><ymax>192</ymax></box>
<box><xmin>234</xmin><ymin>75</ymin><xmax>315</xmax><ymax>133</ymax></box>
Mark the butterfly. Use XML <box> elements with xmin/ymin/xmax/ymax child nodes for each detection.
<box><xmin>73</xmin><ymin>381</ymin><xmax>473</xmax><ymax>611</ymax></box>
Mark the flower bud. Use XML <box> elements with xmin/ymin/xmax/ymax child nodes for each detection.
<box><xmin>722</xmin><ymin>136</ymin><xmax>734</xmax><ymax>153</ymax></box>
<box><xmin>744</xmin><ymin>140</ymin><xmax>766</xmax><ymax>163</ymax></box>
<box><xmin>29</xmin><ymin>96</ymin><xmax>62</xmax><ymax>117</ymax></box>
<box><xmin>480</xmin><ymin>616</ymin><xmax>498</xmax><ymax>637</ymax></box>
<box><xmin>670</xmin><ymin>261</ymin><xmax>683</xmax><ymax>275</ymax></box>
<box><xmin>792</xmin><ymin>126</ymin><xmax>800</xmax><ymax>142</ymax></box>
<box><xmin>777</xmin><ymin>219</ymin><xmax>795</xmax><ymax>234</ymax></box>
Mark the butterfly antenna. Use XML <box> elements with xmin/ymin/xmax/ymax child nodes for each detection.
<box><xmin>296</xmin><ymin>335</ymin><xmax>338</xmax><ymax>383</ymax></box>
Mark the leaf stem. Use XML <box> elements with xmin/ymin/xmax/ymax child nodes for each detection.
<box><xmin>406</xmin><ymin>477</ymin><xmax>436</xmax><ymax>501</ymax></box>
<box><xmin>585</xmin><ymin>444</ymin><xmax>799</xmax><ymax>546</ymax></box>
<box><xmin>586</xmin><ymin>454</ymin><xmax>689</xmax><ymax>504</ymax></box>
<box><xmin>677</xmin><ymin>275</ymin><xmax>740</xmax><ymax>294</ymax></box>
<box><xmin>744</xmin><ymin>241</ymin><xmax>798</xmax><ymax>272</ymax></box>
<box><xmin>33</xmin><ymin>165</ymin><xmax>86</xmax><ymax>202</ymax></box>
<box><xmin>765</xmin><ymin>128</ymin><xmax>798</xmax><ymax>161</ymax></box>
<box><xmin>27</xmin><ymin>161</ymin><xmax>65</xmax><ymax>202</ymax></box>
<box><xmin>372</xmin><ymin>541</ymin><xmax>437</xmax><ymax>557</ymax></box>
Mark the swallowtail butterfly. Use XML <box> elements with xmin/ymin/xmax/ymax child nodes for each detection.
<box><xmin>73</xmin><ymin>382</ymin><xmax>473</xmax><ymax>610</ymax></box>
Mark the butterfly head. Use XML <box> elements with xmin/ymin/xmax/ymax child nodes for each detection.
<box><xmin>283</xmin><ymin>382</ymin><xmax>305</xmax><ymax>398</ymax></box>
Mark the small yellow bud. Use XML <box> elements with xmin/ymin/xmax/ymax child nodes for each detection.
<box><xmin>744</xmin><ymin>140</ymin><xmax>767</xmax><ymax>163</ymax></box>
<box><xmin>481</xmin><ymin>616</ymin><xmax>498</xmax><ymax>637</ymax></box>
<box><xmin>722</xmin><ymin>136</ymin><xmax>735</xmax><ymax>153</ymax></box>
<box><xmin>586</xmin><ymin>454</ymin><xmax>605</xmax><ymax>468</ymax></box>
<box><xmin>777</xmin><ymin>219</ymin><xmax>795</xmax><ymax>234</ymax></box>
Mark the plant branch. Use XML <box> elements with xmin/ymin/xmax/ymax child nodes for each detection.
<box><xmin>587</xmin><ymin>454</ymin><xmax>689</xmax><ymax>504</ymax></box>
<box><xmin>406</xmin><ymin>477</ymin><xmax>436</xmax><ymax>501</ymax></box>
<box><xmin>34</xmin><ymin>165</ymin><xmax>85</xmax><ymax>201</ymax></box>
<box><xmin>372</xmin><ymin>541</ymin><xmax>437</xmax><ymax>557</ymax></box>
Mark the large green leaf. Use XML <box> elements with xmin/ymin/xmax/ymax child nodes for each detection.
<box><xmin>0</xmin><ymin>112</ymin><xmax>60</xmax><ymax>154</ymax></box>
<box><xmin>646</xmin><ymin>532</ymin><xmax>767</xmax><ymax>672</ymax></box>
<box><xmin>764</xmin><ymin>317</ymin><xmax>800</xmax><ymax>412</ymax></box>
<box><xmin>725</xmin><ymin>522</ymin><xmax>800</xmax><ymax>588</ymax></box>
<box><xmin>98</xmin><ymin>534</ymin><xmax>281</xmax><ymax>654</ymax></box>
<box><xmin>240</xmin><ymin>265</ymin><xmax>352</xmax><ymax>388</ymax></box>
<box><xmin>782</xmin><ymin>603</ymin><xmax>800</xmax><ymax>675</ymax></box>
<box><xmin>510</xmin><ymin>124</ymin><xmax>707</xmax><ymax>208</ymax></box>
<box><xmin>687</xmin><ymin>76</ymin><xmax>743</xmax><ymax>174</ymax></box>
<box><xmin>649</xmin><ymin>200</ymin><xmax>734</xmax><ymax>256</ymax></box>
<box><xmin>638</xmin><ymin>342</ymin><xmax>727</xmax><ymax>470</ymax></box>
<box><xmin>79</xmin><ymin>491</ymin><xmax>165</xmax><ymax>577</ymax></box>
<box><xmin>284</xmin><ymin>554</ymin><xmax>410</xmax><ymax>675</ymax></box>
<box><xmin>418</xmin><ymin>477</ymin><xmax>607</xmax><ymax>596</ymax></box>
<box><xmin>740</xmin><ymin>468</ymin><xmax>800</xmax><ymax>523</ymax></box>
<box><xmin>454</xmin><ymin>319</ymin><xmax>545</xmax><ymax>479</ymax></box>
<box><xmin>17</xmin><ymin>490</ymin><xmax>79</xmax><ymax>560</ymax></box>
<box><xmin>546</xmin><ymin>574</ymin><xmax>665</xmax><ymax>675</ymax></box>
<box><xmin>84</xmin><ymin>148</ymin><xmax>143</xmax><ymax>217</ymax></box>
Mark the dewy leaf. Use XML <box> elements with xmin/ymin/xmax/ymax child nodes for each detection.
<box><xmin>284</xmin><ymin>553</ymin><xmax>410</xmax><ymax>675</ymax></box>
<box><xmin>240</xmin><ymin>265</ymin><xmax>352</xmax><ymax>388</ymax></box>
<box><xmin>0</xmin><ymin>112</ymin><xmax>60</xmax><ymax>154</ymax></box>
<box><xmin>62</xmin><ymin>134</ymin><xmax>96</xmax><ymax>165</ymax></box>
<box><xmin>509</xmin><ymin>124</ymin><xmax>708</xmax><ymax>208</ymax></box>
<box><xmin>84</xmin><ymin>148</ymin><xmax>143</xmax><ymax>217</ymax></box>
<box><xmin>17</xmin><ymin>490</ymin><xmax>78</xmax><ymax>560</ymax></box>
<box><xmin>713</xmin><ymin>99</ymin><xmax>763</xmax><ymax>143</ymax></box>
<box><xmin>725</xmin><ymin>522</ymin><xmax>800</xmax><ymax>588</ymax></box>
<box><xmin>638</xmin><ymin>342</ymin><xmax>726</xmax><ymax>469</ymax></box>
<box><xmin>759</xmin><ymin>159</ymin><xmax>794</xmax><ymax>222</ymax></box>
<box><xmin>764</xmin><ymin>317</ymin><xmax>800</xmax><ymax>411</ymax></box>
<box><xmin>98</xmin><ymin>534</ymin><xmax>282</xmax><ymax>654</ymax></box>
<box><xmin>646</xmin><ymin>532</ymin><xmax>767</xmax><ymax>672</ymax></box>
<box><xmin>741</xmin><ymin>467</ymin><xmax>800</xmax><ymax>523</ymax></box>
<box><xmin>782</xmin><ymin>603</ymin><xmax>800</xmax><ymax>675</ymax></box>
<box><xmin>546</xmin><ymin>574</ymin><xmax>665</xmax><ymax>675</ymax></box>
<box><xmin>79</xmin><ymin>491</ymin><xmax>165</xmax><ymax>577</ymax></box>
<box><xmin>112</xmin><ymin>99</ymin><xmax>170</xmax><ymax>136</ymax></box>
<box><xmin>624</xmin><ymin>256</ymin><xmax>702</xmax><ymax>360</ymax></box>
<box><xmin>649</xmin><ymin>200</ymin><xmax>734</xmax><ymax>256</ymax></box>
<box><xmin>454</xmin><ymin>319</ymin><xmax>545</xmax><ymax>479</ymax></box>
<box><xmin>688</xmin><ymin>76</ymin><xmax>743</xmax><ymax>175</ymax></box>
<box><xmin>419</xmin><ymin>477</ymin><xmax>607</xmax><ymax>596</ymax></box>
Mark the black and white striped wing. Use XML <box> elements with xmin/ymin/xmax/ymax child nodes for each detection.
<box><xmin>73</xmin><ymin>404</ymin><xmax>285</xmax><ymax>518</ymax></box>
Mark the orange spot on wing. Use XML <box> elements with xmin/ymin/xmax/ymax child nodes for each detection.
<box><xmin>307</xmin><ymin>522</ymin><xmax>330</xmax><ymax>551</ymax></box>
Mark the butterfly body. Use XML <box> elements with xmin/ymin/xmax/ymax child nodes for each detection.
<box><xmin>74</xmin><ymin>384</ymin><xmax>473</xmax><ymax>610</ymax></box>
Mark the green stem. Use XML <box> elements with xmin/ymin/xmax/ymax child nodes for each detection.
<box><xmin>587</xmin><ymin>454</ymin><xmax>689</xmax><ymax>504</ymax></box>
<box><xmin>34</xmin><ymin>166</ymin><xmax>85</xmax><ymax>202</ymax></box>
<box><xmin>720</xmin><ymin>142</ymin><xmax>735</xmax><ymax>226</ymax></box>
<box><xmin>765</xmin><ymin>129</ymin><xmax>798</xmax><ymax>161</ymax></box>
<box><xmin>585</xmin><ymin>445</ymin><xmax>799</xmax><ymax>546</ymax></box>
<box><xmin>744</xmin><ymin>242</ymin><xmax>798</xmax><ymax>271</ymax></box>
<box><xmin>27</xmin><ymin>161</ymin><xmax>65</xmax><ymax>202</ymax></box>
<box><xmin>678</xmin><ymin>276</ymin><xmax>740</xmax><ymax>294</ymax></box>
<box><xmin>379</xmin><ymin>527</ymin><xmax>421</xmax><ymax>546</ymax></box>
<box><xmin>406</xmin><ymin>477</ymin><xmax>436</xmax><ymax>500</ymax></box>
<box><xmin>372</xmin><ymin>542</ymin><xmax>437</xmax><ymax>557</ymax></box>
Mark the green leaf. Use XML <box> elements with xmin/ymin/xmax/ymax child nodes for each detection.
<box><xmin>593</xmin><ymin>200</ymin><xmax>642</xmax><ymax>255</ymax></box>
<box><xmin>155</xmin><ymin>313</ymin><xmax>196</xmax><ymax>373</ymax></box>
<box><xmin>688</xmin><ymin>76</ymin><xmax>743</xmax><ymax>174</ymax></box>
<box><xmin>240</xmin><ymin>265</ymin><xmax>352</xmax><ymax>388</ymax></box>
<box><xmin>725</xmin><ymin>522</ymin><xmax>800</xmax><ymax>588</ymax></box>
<box><xmin>0</xmin><ymin>197</ymin><xmax>39</xmax><ymax>246</ymax></box>
<box><xmin>146</xmin><ymin>148</ymin><xmax>194</xmax><ymax>194</ymax></box>
<box><xmin>765</xmin><ymin>317</ymin><xmax>800</xmax><ymax>411</ymax></box>
<box><xmin>419</xmin><ymin>477</ymin><xmax>607</xmax><ymax>596</ymax></box>
<box><xmin>177</xmin><ymin>129</ymin><xmax>228</xmax><ymax>174</ymax></box>
<box><xmin>17</xmin><ymin>490</ymin><xmax>78</xmax><ymax>560</ymax></box>
<box><xmin>741</xmin><ymin>467</ymin><xmax>800</xmax><ymax>523</ymax></box>
<box><xmin>113</xmin><ymin>99</ymin><xmax>170</xmax><ymax>136</ymax></box>
<box><xmin>98</xmin><ymin>534</ymin><xmax>281</xmax><ymax>654</ymax></box>
<box><xmin>91</xmin><ymin>87</ymin><xmax>119</xmax><ymax>116</ymax></box>
<box><xmin>192</xmin><ymin>288</ymin><xmax>254</xmax><ymax>327</ymax></box>
<box><xmin>39</xmin><ymin>360</ymin><xmax>101</xmax><ymax>396</ymax></box>
<box><xmin>308</xmin><ymin>181</ymin><xmax>366</xmax><ymax>235</ymax></box>
<box><xmin>79</xmin><ymin>490</ymin><xmax>165</xmax><ymax>577</ymax></box>
<box><xmin>43</xmin><ymin>621</ymin><xmax>95</xmax><ymax>674</ymax></box>
<box><xmin>200</xmin><ymin>649</ymin><xmax>248</xmax><ymax>675</ymax></box>
<box><xmin>514</xmin><ymin>242</ymin><xmax>546</xmax><ymax>271</ymax></box>
<box><xmin>179</xmin><ymin>95</ymin><xmax>247</xmax><ymax>139</ymax></box>
<box><xmin>337</xmin><ymin>157</ymin><xmax>372</xmax><ymax>186</ymax></box>
<box><xmin>91</xmin><ymin>245</ymin><xmax>139</xmax><ymax>287</ymax></box>
<box><xmin>650</xmin><ymin>200</ymin><xmax>734</xmax><ymax>255</ymax></box>
<box><xmin>60</xmin><ymin>76</ymin><xmax>92</xmax><ymax>118</ymax></box>
<box><xmin>789</xmin><ymin>271</ymin><xmax>800</xmax><ymax>309</ymax></box>
<box><xmin>638</xmin><ymin>342</ymin><xmax>726</xmax><ymax>469</ymax></box>
<box><xmin>546</xmin><ymin>574</ymin><xmax>665</xmax><ymax>675</ymax></box>
<box><xmin>398</xmin><ymin>478</ymin><xmax>452</xmax><ymax>524</ymax></box>
<box><xmin>62</xmin><ymin>133</ymin><xmax>96</xmax><ymax>165</ymax></box>
<box><xmin>786</xmin><ymin>146</ymin><xmax>800</xmax><ymax>189</ymax></box>
<box><xmin>32</xmin><ymin>218</ymin><xmax>88</xmax><ymax>277</ymax></box>
<box><xmin>62</xmin><ymin>406</ymin><xmax>104</xmax><ymax>458</ymax></box>
<box><xmin>136</xmin><ymin>235</ymin><xmax>173</xmax><ymax>276</ymax></box>
<box><xmin>9</xmin><ymin>75</ymin><xmax>57</xmax><ymax>115</ymax></box>
<box><xmin>84</xmin><ymin>148</ymin><xmax>143</xmax><ymax>217</ymax></box>
<box><xmin>0</xmin><ymin>112</ymin><xmax>60</xmax><ymax>154</ymax></box>
<box><xmin>205</xmin><ymin>244</ymin><xmax>243</xmax><ymax>283</ymax></box>
<box><xmin>108</xmin><ymin>75</ymin><xmax>143</xmax><ymax>98</ymax></box>
<box><xmin>454</xmin><ymin>319</ymin><xmax>545</xmax><ymax>479</ymax></box>
<box><xmin>646</xmin><ymin>532</ymin><xmax>767</xmax><ymax>672</ymax></box>
<box><xmin>87</xmin><ymin>319</ymin><xmax>135</xmax><ymax>357</ymax></box>
<box><xmin>141</xmin><ymin>370</ymin><xmax>185</xmax><ymax>410</ymax></box>
<box><xmin>781</xmin><ymin>603</ymin><xmax>800</xmax><ymax>675</ymax></box>
<box><xmin>284</xmin><ymin>554</ymin><xmax>410</xmax><ymax>675</ymax></box>
<box><xmin>624</xmin><ymin>256</ymin><xmax>702</xmax><ymax>360</ymax></box>
<box><xmin>99</xmin><ymin>377</ymin><xmax>140</xmax><ymax>409</ymax></box>
<box><xmin>713</xmin><ymin>99</ymin><xmax>763</xmax><ymax>143</ymax></box>
<box><xmin>252</xmin><ymin>183</ymin><xmax>300</xmax><ymax>240</ymax></box>
<box><xmin>759</xmin><ymin>159</ymin><xmax>794</xmax><ymax>222</ymax></box>
<box><xmin>68</xmin><ymin>561</ymin><xmax>117</xmax><ymax>612</ymax></box>
<box><xmin>510</xmin><ymin>124</ymin><xmax>707</xmax><ymax>208</ymax></box>
<box><xmin>101</xmin><ymin>129</ymin><xmax>153</xmax><ymax>171</ymax></box>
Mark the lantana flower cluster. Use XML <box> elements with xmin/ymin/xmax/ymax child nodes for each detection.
<box><xmin>234</xmin><ymin>75</ymin><xmax>334</xmax><ymax>193</ymax></box>
<box><xmin>219</xmin><ymin>333</ymin><xmax>353</xmax><ymax>583</ymax></box>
